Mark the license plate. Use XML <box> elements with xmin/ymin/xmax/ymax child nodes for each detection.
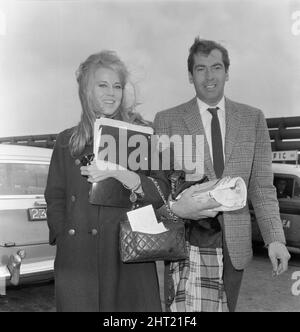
<box><xmin>28</xmin><ymin>207</ymin><xmax>47</xmax><ymax>221</ymax></box>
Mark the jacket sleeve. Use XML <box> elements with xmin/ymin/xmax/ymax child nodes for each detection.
<box><xmin>248</xmin><ymin>110</ymin><xmax>286</xmax><ymax>245</ymax></box>
<box><xmin>44</xmin><ymin>133</ymin><xmax>66</xmax><ymax>245</ymax></box>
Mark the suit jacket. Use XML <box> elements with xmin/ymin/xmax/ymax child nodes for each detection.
<box><xmin>154</xmin><ymin>97</ymin><xmax>286</xmax><ymax>270</ymax></box>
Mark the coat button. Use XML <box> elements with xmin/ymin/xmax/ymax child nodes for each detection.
<box><xmin>90</xmin><ymin>229</ymin><xmax>98</xmax><ymax>236</ymax></box>
<box><xmin>71</xmin><ymin>195</ymin><xmax>76</xmax><ymax>202</ymax></box>
<box><xmin>75</xmin><ymin>159</ymin><xmax>81</xmax><ymax>166</ymax></box>
<box><xmin>68</xmin><ymin>229</ymin><xmax>76</xmax><ymax>236</ymax></box>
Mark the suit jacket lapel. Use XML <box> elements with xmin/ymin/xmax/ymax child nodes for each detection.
<box><xmin>224</xmin><ymin>98</ymin><xmax>241</xmax><ymax>174</ymax></box>
<box><xmin>182</xmin><ymin>98</ymin><xmax>215</xmax><ymax>179</ymax></box>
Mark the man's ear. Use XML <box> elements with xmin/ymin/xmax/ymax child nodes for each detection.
<box><xmin>188</xmin><ymin>72</ymin><xmax>194</xmax><ymax>84</ymax></box>
<box><xmin>225</xmin><ymin>71</ymin><xmax>229</xmax><ymax>82</ymax></box>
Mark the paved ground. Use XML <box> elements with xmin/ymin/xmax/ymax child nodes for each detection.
<box><xmin>0</xmin><ymin>280</ymin><xmax>55</xmax><ymax>312</ymax></box>
<box><xmin>236</xmin><ymin>248</ymin><xmax>300</xmax><ymax>312</ymax></box>
<box><xmin>0</xmin><ymin>248</ymin><xmax>299</xmax><ymax>312</ymax></box>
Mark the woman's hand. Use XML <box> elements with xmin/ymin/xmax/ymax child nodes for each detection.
<box><xmin>80</xmin><ymin>160</ymin><xmax>116</xmax><ymax>183</ymax></box>
<box><xmin>80</xmin><ymin>160</ymin><xmax>142</xmax><ymax>192</ymax></box>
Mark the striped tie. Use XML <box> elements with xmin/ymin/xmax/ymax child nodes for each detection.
<box><xmin>207</xmin><ymin>107</ymin><xmax>224</xmax><ymax>178</ymax></box>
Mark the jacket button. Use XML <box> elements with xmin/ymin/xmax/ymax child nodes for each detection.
<box><xmin>71</xmin><ymin>195</ymin><xmax>76</xmax><ymax>202</ymax></box>
<box><xmin>68</xmin><ymin>229</ymin><xmax>76</xmax><ymax>236</ymax></box>
<box><xmin>90</xmin><ymin>229</ymin><xmax>98</xmax><ymax>236</ymax></box>
<box><xmin>75</xmin><ymin>159</ymin><xmax>81</xmax><ymax>166</ymax></box>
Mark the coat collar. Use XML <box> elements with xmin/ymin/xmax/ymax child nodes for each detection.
<box><xmin>224</xmin><ymin>98</ymin><xmax>241</xmax><ymax>171</ymax></box>
<box><xmin>182</xmin><ymin>97</ymin><xmax>215</xmax><ymax>179</ymax></box>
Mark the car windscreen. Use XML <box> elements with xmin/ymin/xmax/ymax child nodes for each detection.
<box><xmin>0</xmin><ymin>163</ymin><xmax>49</xmax><ymax>195</ymax></box>
<box><xmin>274</xmin><ymin>175</ymin><xmax>300</xmax><ymax>200</ymax></box>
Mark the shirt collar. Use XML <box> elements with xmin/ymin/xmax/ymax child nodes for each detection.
<box><xmin>197</xmin><ymin>96</ymin><xmax>225</xmax><ymax>116</ymax></box>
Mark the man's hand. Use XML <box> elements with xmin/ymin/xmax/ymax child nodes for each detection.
<box><xmin>171</xmin><ymin>185</ymin><xmax>220</xmax><ymax>220</ymax></box>
<box><xmin>268</xmin><ymin>242</ymin><xmax>291</xmax><ymax>276</ymax></box>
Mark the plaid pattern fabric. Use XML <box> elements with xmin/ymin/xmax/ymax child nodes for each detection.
<box><xmin>168</xmin><ymin>242</ymin><xmax>228</xmax><ymax>312</ymax></box>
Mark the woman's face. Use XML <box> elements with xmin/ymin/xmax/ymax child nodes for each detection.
<box><xmin>91</xmin><ymin>67</ymin><xmax>123</xmax><ymax>117</ymax></box>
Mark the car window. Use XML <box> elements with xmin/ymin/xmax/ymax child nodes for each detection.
<box><xmin>274</xmin><ymin>176</ymin><xmax>294</xmax><ymax>199</ymax></box>
<box><xmin>0</xmin><ymin>163</ymin><xmax>49</xmax><ymax>195</ymax></box>
<box><xmin>293</xmin><ymin>181</ymin><xmax>300</xmax><ymax>199</ymax></box>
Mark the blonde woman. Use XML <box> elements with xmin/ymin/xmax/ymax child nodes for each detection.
<box><xmin>45</xmin><ymin>51</ymin><xmax>168</xmax><ymax>312</ymax></box>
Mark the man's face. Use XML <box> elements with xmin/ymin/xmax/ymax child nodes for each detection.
<box><xmin>189</xmin><ymin>49</ymin><xmax>229</xmax><ymax>106</ymax></box>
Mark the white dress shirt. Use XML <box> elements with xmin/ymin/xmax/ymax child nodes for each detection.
<box><xmin>196</xmin><ymin>97</ymin><xmax>226</xmax><ymax>161</ymax></box>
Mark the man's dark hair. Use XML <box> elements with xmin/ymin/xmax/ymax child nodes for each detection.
<box><xmin>187</xmin><ymin>37</ymin><xmax>230</xmax><ymax>74</ymax></box>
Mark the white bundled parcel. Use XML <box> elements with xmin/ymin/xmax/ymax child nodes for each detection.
<box><xmin>183</xmin><ymin>177</ymin><xmax>247</xmax><ymax>212</ymax></box>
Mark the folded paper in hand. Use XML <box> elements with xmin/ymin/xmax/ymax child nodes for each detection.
<box><xmin>190</xmin><ymin>177</ymin><xmax>247</xmax><ymax>212</ymax></box>
<box><xmin>93</xmin><ymin>117</ymin><xmax>153</xmax><ymax>166</ymax></box>
<box><xmin>89</xmin><ymin>117</ymin><xmax>153</xmax><ymax>207</ymax></box>
<box><xmin>127</xmin><ymin>205</ymin><xmax>168</xmax><ymax>234</ymax></box>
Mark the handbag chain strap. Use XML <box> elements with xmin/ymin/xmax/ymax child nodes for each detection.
<box><xmin>148</xmin><ymin>177</ymin><xmax>179</xmax><ymax>221</ymax></box>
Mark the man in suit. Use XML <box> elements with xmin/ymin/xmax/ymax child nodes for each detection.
<box><xmin>154</xmin><ymin>37</ymin><xmax>290</xmax><ymax>312</ymax></box>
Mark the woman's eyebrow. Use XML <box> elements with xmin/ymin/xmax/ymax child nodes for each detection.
<box><xmin>96</xmin><ymin>80</ymin><xmax>122</xmax><ymax>84</ymax></box>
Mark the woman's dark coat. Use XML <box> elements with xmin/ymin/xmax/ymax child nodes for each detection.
<box><xmin>45</xmin><ymin>128</ymin><xmax>170</xmax><ymax>312</ymax></box>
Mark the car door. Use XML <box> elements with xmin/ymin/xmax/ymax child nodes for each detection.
<box><xmin>251</xmin><ymin>173</ymin><xmax>300</xmax><ymax>250</ymax></box>
<box><xmin>274</xmin><ymin>174</ymin><xmax>300</xmax><ymax>249</ymax></box>
<box><xmin>0</xmin><ymin>161</ymin><xmax>50</xmax><ymax>247</ymax></box>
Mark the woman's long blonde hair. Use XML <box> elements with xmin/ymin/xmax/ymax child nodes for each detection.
<box><xmin>69</xmin><ymin>50</ymin><xmax>146</xmax><ymax>157</ymax></box>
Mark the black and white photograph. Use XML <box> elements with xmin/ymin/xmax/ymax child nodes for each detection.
<box><xmin>0</xmin><ymin>0</ymin><xmax>300</xmax><ymax>315</ymax></box>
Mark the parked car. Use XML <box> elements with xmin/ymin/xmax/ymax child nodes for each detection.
<box><xmin>0</xmin><ymin>144</ymin><xmax>55</xmax><ymax>293</ymax></box>
<box><xmin>252</xmin><ymin>163</ymin><xmax>300</xmax><ymax>251</ymax></box>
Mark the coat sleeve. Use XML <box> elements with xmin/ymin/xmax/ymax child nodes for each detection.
<box><xmin>136</xmin><ymin>112</ymin><xmax>173</xmax><ymax>209</ymax></box>
<box><xmin>44</xmin><ymin>133</ymin><xmax>66</xmax><ymax>245</ymax></box>
<box><xmin>248</xmin><ymin>110</ymin><xmax>286</xmax><ymax>245</ymax></box>
<box><xmin>138</xmin><ymin>169</ymin><xmax>171</xmax><ymax>209</ymax></box>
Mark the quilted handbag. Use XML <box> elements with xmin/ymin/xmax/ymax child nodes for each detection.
<box><xmin>119</xmin><ymin>177</ymin><xmax>187</xmax><ymax>263</ymax></box>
